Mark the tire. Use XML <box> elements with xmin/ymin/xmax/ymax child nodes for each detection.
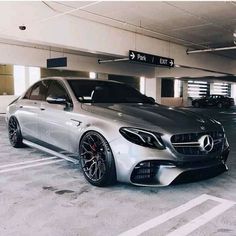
<box><xmin>79</xmin><ymin>131</ymin><xmax>116</xmax><ymax>187</ymax></box>
<box><xmin>194</xmin><ymin>102</ymin><xmax>200</xmax><ymax>108</ymax></box>
<box><xmin>217</xmin><ymin>103</ymin><xmax>223</xmax><ymax>108</ymax></box>
<box><xmin>8</xmin><ymin>116</ymin><xmax>24</xmax><ymax>148</ymax></box>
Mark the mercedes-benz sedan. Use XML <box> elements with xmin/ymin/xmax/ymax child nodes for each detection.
<box><xmin>6</xmin><ymin>78</ymin><xmax>230</xmax><ymax>186</ymax></box>
<box><xmin>192</xmin><ymin>95</ymin><xmax>234</xmax><ymax>108</ymax></box>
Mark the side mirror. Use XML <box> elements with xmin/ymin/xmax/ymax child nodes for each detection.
<box><xmin>148</xmin><ymin>97</ymin><xmax>155</xmax><ymax>103</ymax></box>
<box><xmin>46</xmin><ymin>96</ymin><xmax>67</xmax><ymax>105</ymax></box>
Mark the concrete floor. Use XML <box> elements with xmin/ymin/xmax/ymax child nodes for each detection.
<box><xmin>0</xmin><ymin>108</ymin><xmax>235</xmax><ymax>236</ymax></box>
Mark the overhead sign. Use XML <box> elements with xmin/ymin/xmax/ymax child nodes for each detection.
<box><xmin>47</xmin><ymin>57</ymin><xmax>67</xmax><ymax>68</ymax></box>
<box><xmin>129</xmin><ymin>50</ymin><xmax>174</xmax><ymax>68</ymax></box>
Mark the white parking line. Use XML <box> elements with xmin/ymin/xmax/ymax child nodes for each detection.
<box><xmin>0</xmin><ymin>159</ymin><xmax>64</xmax><ymax>173</ymax></box>
<box><xmin>0</xmin><ymin>156</ymin><xmax>59</xmax><ymax>169</ymax></box>
<box><xmin>166</xmin><ymin>201</ymin><xmax>235</xmax><ymax>236</ymax></box>
<box><xmin>119</xmin><ymin>194</ymin><xmax>235</xmax><ymax>236</ymax></box>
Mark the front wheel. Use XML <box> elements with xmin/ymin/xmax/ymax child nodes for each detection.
<box><xmin>217</xmin><ymin>103</ymin><xmax>223</xmax><ymax>108</ymax></box>
<box><xmin>79</xmin><ymin>131</ymin><xmax>116</xmax><ymax>187</ymax></box>
<box><xmin>8</xmin><ymin>116</ymin><xmax>24</xmax><ymax>148</ymax></box>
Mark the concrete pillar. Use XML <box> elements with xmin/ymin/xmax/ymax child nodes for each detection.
<box><xmin>145</xmin><ymin>78</ymin><xmax>162</xmax><ymax>104</ymax></box>
<box><xmin>182</xmin><ymin>81</ymin><xmax>188</xmax><ymax>107</ymax></box>
<box><xmin>25</xmin><ymin>67</ymin><xmax>30</xmax><ymax>89</ymax></box>
<box><xmin>145</xmin><ymin>78</ymin><xmax>156</xmax><ymax>99</ymax></box>
<box><xmin>156</xmin><ymin>78</ymin><xmax>162</xmax><ymax>104</ymax></box>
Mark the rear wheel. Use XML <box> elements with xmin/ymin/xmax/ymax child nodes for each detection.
<box><xmin>79</xmin><ymin>131</ymin><xmax>116</xmax><ymax>187</ymax></box>
<box><xmin>8</xmin><ymin>116</ymin><xmax>24</xmax><ymax>148</ymax></box>
<box><xmin>194</xmin><ymin>102</ymin><xmax>200</xmax><ymax>108</ymax></box>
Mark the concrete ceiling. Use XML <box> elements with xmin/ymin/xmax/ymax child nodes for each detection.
<box><xmin>46</xmin><ymin>1</ymin><xmax>236</xmax><ymax>58</ymax></box>
<box><xmin>0</xmin><ymin>1</ymin><xmax>236</xmax><ymax>51</ymax></box>
<box><xmin>0</xmin><ymin>1</ymin><xmax>236</xmax><ymax>59</ymax></box>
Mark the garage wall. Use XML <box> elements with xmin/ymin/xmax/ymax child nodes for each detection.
<box><xmin>0</xmin><ymin>65</ymin><xmax>15</xmax><ymax>113</ymax></box>
<box><xmin>0</xmin><ymin>65</ymin><xmax>14</xmax><ymax>95</ymax></box>
<box><xmin>41</xmin><ymin>68</ymin><xmax>89</xmax><ymax>78</ymax></box>
<box><xmin>1</xmin><ymin>11</ymin><xmax>236</xmax><ymax>77</ymax></box>
<box><xmin>108</xmin><ymin>74</ymin><xmax>140</xmax><ymax>90</ymax></box>
<box><xmin>0</xmin><ymin>42</ymin><xmax>156</xmax><ymax>78</ymax></box>
<box><xmin>0</xmin><ymin>95</ymin><xmax>18</xmax><ymax>114</ymax></box>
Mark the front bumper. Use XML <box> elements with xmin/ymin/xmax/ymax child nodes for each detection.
<box><xmin>110</xmin><ymin>137</ymin><xmax>229</xmax><ymax>186</ymax></box>
<box><xmin>130</xmin><ymin>159</ymin><xmax>228</xmax><ymax>186</ymax></box>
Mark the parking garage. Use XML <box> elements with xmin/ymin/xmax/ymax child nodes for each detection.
<box><xmin>0</xmin><ymin>1</ymin><xmax>236</xmax><ymax>236</ymax></box>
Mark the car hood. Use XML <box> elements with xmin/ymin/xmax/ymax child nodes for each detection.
<box><xmin>194</xmin><ymin>98</ymin><xmax>204</xmax><ymax>102</ymax></box>
<box><xmin>81</xmin><ymin>103</ymin><xmax>221</xmax><ymax>134</ymax></box>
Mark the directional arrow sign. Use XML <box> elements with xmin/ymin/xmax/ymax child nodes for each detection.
<box><xmin>130</xmin><ymin>51</ymin><xmax>135</xmax><ymax>60</ymax></box>
<box><xmin>129</xmin><ymin>50</ymin><xmax>174</xmax><ymax>68</ymax></box>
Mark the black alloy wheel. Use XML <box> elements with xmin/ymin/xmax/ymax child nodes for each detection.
<box><xmin>8</xmin><ymin>116</ymin><xmax>24</xmax><ymax>148</ymax></box>
<box><xmin>194</xmin><ymin>102</ymin><xmax>200</xmax><ymax>108</ymax></box>
<box><xmin>79</xmin><ymin>131</ymin><xmax>116</xmax><ymax>187</ymax></box>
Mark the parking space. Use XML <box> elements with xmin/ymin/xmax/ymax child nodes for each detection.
<box><xmin>0</xmin><ymin>107</ymin><xmax>235</xmax><ymax>236</ymax></box>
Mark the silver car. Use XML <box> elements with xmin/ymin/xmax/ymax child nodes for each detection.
<box><xmin>6</xmin><ymin>77</ymin><xmax>230</xmax><ymax>187</ymax></box>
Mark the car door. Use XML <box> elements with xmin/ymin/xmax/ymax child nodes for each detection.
<box><xmin>212</xmin><ymin>95</ymin><xmax>219</xmax><ymax>106</ymax></box>
<box><xmin>218</xmin><ymin>95</ymin><xmax>224</xmax><ymax>105</ymax></box>
<box><xmin>207</xmin><ymin>95</ymin><xmax>214</xmax><ymax>106</ymax></box>
<box><xmin>17</xmin><ymin>81</ymin><xmax>48</xmax><ymax>141</ymax></box>
<box><xmin>38</xmin><ymin>80</ymin><xmax>73</xmax><ymax>152</ymax></box>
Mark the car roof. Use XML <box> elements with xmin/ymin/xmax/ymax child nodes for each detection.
<box><xmin>41</xmin><ymin>77</ymin><xmax>123</xmax><ymax>84</ymax></box>
<box><xmin>210</xmin><ymin>94</ymin><xmax>225</xmax><ymax>96</ymax></box>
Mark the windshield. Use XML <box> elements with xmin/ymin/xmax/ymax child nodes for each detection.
<box><xmin>67</xmin><ymin>80</ymin><xmax>155</xmax><ymax>104</ymax></box>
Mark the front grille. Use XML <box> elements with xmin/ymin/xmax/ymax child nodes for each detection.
<box><xmin>171</xmin><ymin>131</ymin><xmax>224</xmax><ymax>156</ymax></box>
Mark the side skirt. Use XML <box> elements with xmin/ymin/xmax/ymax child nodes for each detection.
<box><xmin>23</xmin><ymin>139</ymin><xmax>80</xmax><ymax>165</ymax></box>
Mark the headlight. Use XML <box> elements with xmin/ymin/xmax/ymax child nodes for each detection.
<box><xmin>224</xmin><ymin>137</ymin><xmax>229</xmax><ymax>149</ymax></box>
<box><xmin>119</xmin><ymin>127</ymin><xmax>165</xmax><ymax>150</ymax></box>
<box><xmin>210</xmin><ymin>118</ymin><xmax>222</xmax><ymax>126</ymax></box>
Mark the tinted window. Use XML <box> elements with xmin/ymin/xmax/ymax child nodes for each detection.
<box><xmin>29</xmin><ymin>80</ymin><xmax>50</xmax><ymax>101</ymax></box>
<box><xmin>67</xmin><ymin>80</ymin><xmax>155</xmax><ymax>104</ymax></box>
<box><xmin>47</xmin><ymin>81</ymin><xmax>69</xmax><ymax>101</ymax></box>
<box><xmin>23</xmin><ymin>87</ymin><xmax>32</xmax><ymax>99</ymax></box>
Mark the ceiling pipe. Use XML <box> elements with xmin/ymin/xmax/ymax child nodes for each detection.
<box><xmin>98</xmin><ymin>58</ymin><xmax>129</xmax><ymax>64</ymax></box>
<box><xmin>177</xmin><ymin>64</ymin><xmax>234</xmax><ymax>76</ymax></box>
<box><xmin>187</xmin><ymin>45</ymin><xmax>236</xmax><ymax>54</ymax></box>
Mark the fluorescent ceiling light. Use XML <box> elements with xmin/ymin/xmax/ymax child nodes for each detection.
<box><xmin>89</xmin><ymin>72</ymin><xmax>96</xmax><ymax>79</ymax></box>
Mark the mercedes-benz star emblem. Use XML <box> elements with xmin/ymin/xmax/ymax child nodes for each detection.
<box><xmin>200</xmin><ymin>126</ymin><xmax>205</xmax><ymax>131</ymax></box>
<box><xmin>198</xmin><ymin>135</ymin><xmax>214</xmax><ymax>152</ymax></box>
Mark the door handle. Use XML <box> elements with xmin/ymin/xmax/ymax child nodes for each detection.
<box><xmin>19</xmin><ymin>105</ymin><xmax>23</xmax><ymax>108</ymax></box>
<box><xmin>40</xmin><ymin>107</ymin><xmax>45</xmax><ymax>111</ymax></box>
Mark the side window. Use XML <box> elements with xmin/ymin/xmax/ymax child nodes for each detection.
<box><xmin>47</xmin><ymin>81</ymin><xmax>69</xmax><ymax>101</ymax></box>
<box><xmin>29</xmin><ymin>82</ymin><xmax>41</xmax><ymax>100</ymax></box>
<box><xmin>40</xmin><ymin>80</ymin><xmax>51</xmax><ymax>101</ymax></box>
<box><xmin>23</xmin><ymin>87</ymin><xmax>32</xmax><ymax>99</ymax></box>
<box><xmin>29</xmin><ymin>80</ymin><xmax>51</xmax><ymax>101</ymax></box>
